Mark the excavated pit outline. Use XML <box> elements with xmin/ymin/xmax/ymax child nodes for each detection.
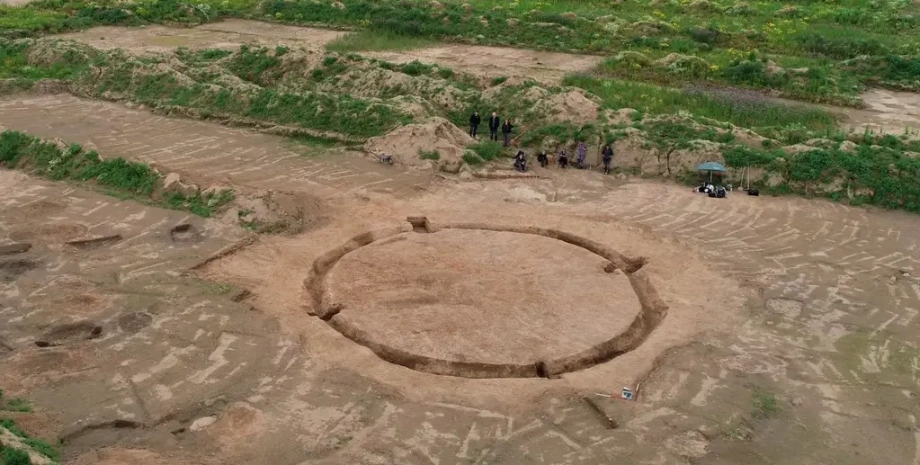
<box><xmin>303</xmin><ymin>217</ymin><xmax>669</xmax><ymax>379</ymax></box>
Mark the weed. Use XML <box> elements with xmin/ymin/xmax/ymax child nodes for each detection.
<box><xmin>751</xmin><ymin>388</ymin><xmax>780</xmax><ymax>419</ymax></box>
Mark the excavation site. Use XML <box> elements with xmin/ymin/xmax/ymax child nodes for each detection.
<box><xmin>2</xmin><ymin>2</ymin><xmax>920</xmax><ymax>465</ymax></box>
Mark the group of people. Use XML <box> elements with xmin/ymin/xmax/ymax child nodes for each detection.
<box><xmin>469</xmin><ymin>111</ymin><xmax>515</xmax><ymax>147</ymax></box>
<box><xmin>470</xmin><ymin>111</ymin><xmax>616</xmax><ymax>174</ymax></box>
<box><xmin>513</xmin><ymin>143</ymin><xmax>616</xmax><ymax>174</ymax></box>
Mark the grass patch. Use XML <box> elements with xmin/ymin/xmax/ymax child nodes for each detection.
<box><xmin>418</xmin><ymin>148</ymin><xmax>440</xmax><ymax>161</ymax></box>
<box><xmin>326</xmin><ymin>30</ymin><xmax>433</xmax><ymax>52</ymax></box>
<box><xmin>462</xmin><ymin>152</ymin><xmax>483</xmax><ymax>165</ymax></box>
<box><xmin>468</xmin><ymin>141</ymin><xmax>502</xmax><ymax>161</ymax></box>
<box><xmin>751</xmin><ymin>388</ymin><xmax>780</xmax><ymax>419</ymax></box>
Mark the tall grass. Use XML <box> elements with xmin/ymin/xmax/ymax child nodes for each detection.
<box><xmin>565</xmin><ymin>74</ymin><xmax>837</xmax><ymax>131</ymax></box>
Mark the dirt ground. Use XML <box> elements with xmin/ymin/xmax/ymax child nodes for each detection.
<box><xmin>1</xmin><ymin>88</ymin><xmax>920</xmax><ymax>465</ymax></box>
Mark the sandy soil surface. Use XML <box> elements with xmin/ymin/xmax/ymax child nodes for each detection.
<box><xmin>3</xmin><ymin>91</ymin><xmax>920</xmax><ymax>465</ymax></box>
<box><xmin>841</xmin><ymin>88</ymin><xmax>920</xmax><ymax>133</ymax></box>
<box><xmin>326</xmin><ymin>229</ymin><xmax>641</xmax><ymax>365</ymax></box>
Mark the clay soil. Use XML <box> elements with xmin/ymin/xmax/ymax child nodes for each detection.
<box><xmin>1</xmin><ymin>20</ymin><xmax>920</xmax><ymax>465</ymax></box>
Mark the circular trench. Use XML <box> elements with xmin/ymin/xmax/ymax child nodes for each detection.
<box><xmin>303</xmin><ymin>217</ymin><xmax>669</xmax><ymax>379</ymax></box>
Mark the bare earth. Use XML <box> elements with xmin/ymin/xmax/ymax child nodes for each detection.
<box><xmin>2</xmin><ymin>89</ymin><xmax>920</xmax><ymax>465</ymax></box>
<box><xmin>325</xmin><ymin>229</ymin><xmax>641</xmax><ymax>365</ymax></box>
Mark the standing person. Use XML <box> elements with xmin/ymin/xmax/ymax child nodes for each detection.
<box><xmin>602</xmin><ymin>143</ymin><xmax>613</xmax><ymax>174</ymax></box>
<box><xmin>576</xmin><ymin>141</ymin><xmax>588</xmax><ymax>169</ymax></box>
<box><xmin>488</xmin><ymin>112</ymin><xmax>500</xmax><ymax>141</ymax></box>
<box><xmin>469</xmin><ymin>111</ymin><xmax>481</xmax><ymax>138</ymax></box>
<box><xmin>558</xmin><ymin>149</ymin><xmax>568</xmax><ymax>169</ymax></box>
<box><xmin>501</xmin><ymin>118</ymin><xmax>514</xmax><ymax>147</ymax></box>
<box><xmin>537</xmin><ymin>150</ymin><xmax>548</xmax><ymax>168</ymax></box>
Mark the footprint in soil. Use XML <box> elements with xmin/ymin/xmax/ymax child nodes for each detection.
<box><xmin>35</xmin><ymin>321</ymin><xmax>103</xmax><ymax>348</ymax></box>
<box><xmin>0</xmin><ymin>258</ymin><xmax>40</xmax><ymax>282</ymax></box>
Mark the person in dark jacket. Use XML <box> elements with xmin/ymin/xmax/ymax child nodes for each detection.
<box><xmin>537</xmin><ymin>150</ymin><xmax>548</xmax><ymax>168</ymax></box>
<box><xmin>501</xmin><ymin>119</ymin><xmax>514</xmax><ymax>147</ymax></box>
<box><xmin>488</xmin><ymin>112</ymin><xmax>500</xmax><ymax>141</ymax></box>
<box><xmin>558</xmin><ymin>149</ymin><xmax>568</xmax><ymax>169</ymax></box>
<box><xmin>469</xmin><ymin>111</ymin><xmax>481</xmax><ymax>138</ymax></box>
<box><xmin>602</xmin><ymin>143</ymin><xmax>613</xmax><ymax>174</ymax></box>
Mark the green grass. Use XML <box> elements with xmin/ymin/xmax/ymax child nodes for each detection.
<box><xmin>326</xmin><ymin>30</ymin><xmax>433</xmax><ymax>52</ymax></box>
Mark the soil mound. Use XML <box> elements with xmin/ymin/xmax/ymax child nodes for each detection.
<box><xmin>363</xmin><ymin>117</ymin><xmax>474</xmax><ymax>166</ymax></box>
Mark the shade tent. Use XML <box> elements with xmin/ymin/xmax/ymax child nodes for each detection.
<box><xmin>695</xmin><ymin>161</ymin><xmax>726</xmax><ymax>183</ymax></box>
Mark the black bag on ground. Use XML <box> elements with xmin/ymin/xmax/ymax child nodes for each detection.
<box><xmin>748</xmin><ymin>189</ymin><xmax>759</xmax><ymax>196</ymax></box>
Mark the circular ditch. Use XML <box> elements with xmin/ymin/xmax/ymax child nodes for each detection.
<box><xmin>304</xmin><ymin>218</ymin><xmax>668</xmax><ymax>379</ymax></box>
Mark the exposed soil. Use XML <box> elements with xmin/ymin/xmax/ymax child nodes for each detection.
<box><xmin>1</xmin><ymin>20</ymin><xmax>920</xmax><ymax>465</ymax></box>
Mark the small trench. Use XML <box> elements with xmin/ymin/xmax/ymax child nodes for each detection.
<box><xmin>407</xmin><ymin>216</ymin><xmax>432</xmax><ymax>233</ymax></box>
<box><xmin>304</xmin><ymin>217</ymin><xmax>669</xmax><ymax>379</ymax></box>
<box><xmin>35</xmin><ymin>321</ymin><xmax>103</xmax><ymax>347</ymax></box>
<box><xmin>66</xmin><ymin>234</ymin><xmax>122</xmax><ymax>250</ymax></box>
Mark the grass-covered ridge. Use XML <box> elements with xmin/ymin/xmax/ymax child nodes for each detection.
<box><xmin>3</xmin><ymin>0</ymin><xmax>920</xmax><ymax>105</ymax></box>
<box><xmin>0</xmin><ymin>130</ymin><xmax>235</xmax><ymax>217</ymax></box>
